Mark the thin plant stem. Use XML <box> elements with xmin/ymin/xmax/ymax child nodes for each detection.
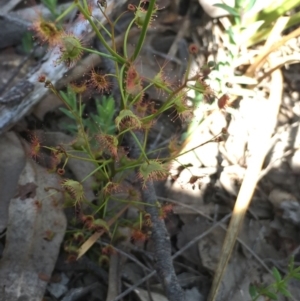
<box><xmin>129</xmin><ymin>130</ymin><xmax>149</xmax><ymax>162</ymax></box>
<box><xmin>55</xmin><ymin>3</ymin><xmax>77</xmax><ymax>23</ymax></box>
<box><xmin>131</xmin><ymin>0</ymin><xmax>157</xmax><ymax>61</ymax></box>
<box><xmin>76</xmin><ymin>3</ymin><xmax>126</xmax><ymax>64</ymax></box>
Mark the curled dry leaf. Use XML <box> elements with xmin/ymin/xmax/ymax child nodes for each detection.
<box><xmin>0</xmin><ymin>159</ymin><xmax>67</xmax><ymax>301</ymax></box>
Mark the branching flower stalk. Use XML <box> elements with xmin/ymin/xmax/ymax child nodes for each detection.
<box><xmin>75</xmin><ymin>1</ymin><xmax>126</xmax><ymax>64</ymax></box>
<box><xmin>26</xmin><ymin>0</ymin><xmax>300</xmax><ymax>300</ymax></box>
<box><xmin>131</xmin><ymin>0</ymin><xmax>158</xmax><ymax>60</ymax></box>
<box><xmin>31</xmin><ymin>0</ymin><xmax>215</xmax><ymax>299</ymax></box>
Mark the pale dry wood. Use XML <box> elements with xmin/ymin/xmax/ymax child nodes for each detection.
<box><xmin>106</xmin><ymin>252</ymin><xmax>121</xmax><ymax>301</ymax></box>
<box><xmin>208</xmin><ymin>18</ymin><xmax>285</xmax><ymax>301</ymax></box>
<box><xmin>0</xmin><ymin>159</ymin><xmax>67</xmax><ymax>301</ymax></box>
<box><xmin>0</xmin><ymin>0</ymin><xmax>127</xmax><ymax>134</ymax></box>
<box><xmin>246</xmin><ymin>19</ymin><xmax>300</xmax><ymax>77</ymax></box>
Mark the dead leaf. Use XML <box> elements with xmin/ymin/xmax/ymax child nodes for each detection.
<box><xmin>198</xmin><ymin>227</ymin><xmax>224</xmax><ymax>272</ymax></box>
<box><xmin>0</xmin><ymin>159</ymin><xmax>67</xmax><ymax>301</ymax></box>
<box><xmin>0</xmin><ymin>132</ymin><xmax>26</xmax><ymax>232</ymax></box>
<box><xmin>177</xmin><ymin>218</ymin><xmax>205</xmax><ymax>265</ymax></box>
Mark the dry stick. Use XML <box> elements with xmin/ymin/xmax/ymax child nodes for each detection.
<box><xmin>113</xmin><ymin>214</ymin><xmax>231</xmax><ymax>301</ymax></box>
<box><xmin>257</xmin><ymin>54</ymin><xmax>300</xmax><ymax>84</ymax></box>
<box><xmin>208</xmin><ymin>75</ymin><xmax>283</xmax><ymax>301</ymax></box>
<box><xmin>141</xmin><ymin>180</ymin><xmax>185</xmax><ymax>301</ymax></box>
<box><xmin>207</xmin><ymin>40</ymin><xmax>284</xmax><ymax>301</ymax></box>
<box><xmin>61</xmin><ymin>283</ymin><xmax>99</xmax><ymax>301</ymax></box>
<box><xmin>106</xmin><ymin>252</ymin><xmax>121</xmax><ymax>301</ymax></box>
<box><xmin>127</xmin><ymin>130</ymin><xmax>185</xmax><ymax>301</ymax></box>
<box><xmin>246</xmin><ymin>18</ymin><xmax>300</xmax><ymax>77</ymax></box>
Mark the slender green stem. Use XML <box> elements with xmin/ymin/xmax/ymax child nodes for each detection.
<box><xmin>113</xmin><ymin>11</ymin><xmax>128</xmax><ymax>27</ymax></box>
<box><xmin>97</xmin><ymin>2</ymin><xmax>117</xmax><ymax>51</ymax></box>
<box><xmin>104</xmin><ymin>165</ymin><xmax>111</xmax><ymax>179</ymax></box>
<box><xmin>76</xmin><ymin>97</ymin><xmax>95</xmax><ymax>161</ymax></box>
<box><xmin>62</xmin><ymin>157</ymin><xmax>69</xmax><ymax>170</ymax></box>
<box><xmin>82</xmin><ymin>0</ymin><xmax>89</xmax><ymax>11</ymax></box>
<box><xmin>118</xmin><ymin>64</ymin><xmax>127</xmax><ymax>108</ymax></box>
<box><xmin>174</xmin><ymin>132</ymin><xmax>222</xmax><ymax>159</ymax></box>
<box><xmin>76</xmin><ymin>3</ymin><xmax>126</xmax><ymax>64</ymax></box>
<box><xmin>183</xmin><ymin>54</ymin><xmax>193</xmax><ymax>84</ymax></box>
<box><xmin>146</xmin><ymin>78</ymin><xmax>173</xmax><ymax>94</ymax></box>
<box><xmin>129</xmin><ymin>82</ymin><xmax>154</xmax><ymax>106</ymax></box>
<box><xmin>93</xmin><ymin>18</ymin><xmax>112</xmax><ymax>38</ymax></box>
<box><xmin>141</xmin><ymin>82</ymin><xmax>189</xmax><ymax>123</ymax></box>
<box><xmin>131</xmin><ymin>0</ymin><xmax>157</xmax><ymax>61</ymax></box>
<box><xmin>46</xmin><ymin>82</ymin><xmax>77</xmax><ymax>119</ymax></box>
<box><xmin>129</xmin><ymin>130</ymin><xmax>149</xmax><ymax>162</ymax></box>
<box><xmin>143</xmin><ymin>128</ymin><xmax>149</xmax><ymax>150</ymax></box>
<box><xmin>55</xmin><ymin>3</ymin><xmax>77</xmax><ymax>23</ymax></box>
<box><xmin>123</xmin><ymin>18</ymin><xmax>137</xmax><ymax>59</ymax></box>
<box><xmin>146</xmin><ymin>146</ymin><xmax>169</xmax><ymax>157</ymax></box>
<box><xmin>81</xmin><ymin>161</ymin><xmax>111</xmax><ymax>182</ymax></box>
<box><xmin>77</xmin><ymin>46</ymin><xmax>119</xmax><ymax>62</ymax></box>
<box><xmin>46</xmin><ymin>82</ymin><xmax>98</xmax><ymax>165</ymax></box>
<box><xmin>110</xmin><ymin>196</ymin><xmax>154</xmax><ymax>207</ymax></box>
<box><xmin>65</xmin><ymin>155</ymin><xmax>104</xmax><ymax>163</ymax></box>
<box><xmin>41</xmin><ymin>146</ymin><xmax>106</xmax><ymax>163</ymax></box>
<box><xmin>114</xmin><ymin>161</ymin><xmax>143</xmax><ymax>173</ymax></box>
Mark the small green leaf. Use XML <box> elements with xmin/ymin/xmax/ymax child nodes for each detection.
<box><xmin>292</xmin><ymin>266</ymin><xmax>300</xmax><ymax>273</ymax></box>
<box><xmin>235</xmin><ymin>0</ymin><xmax>244</xmax><ymax>10</ymax></box>
<box><xmin>238</xmin><ymin>20</ymin><xmax>264</xmax><ymax>44</ymax></box>
<box><xmin>41</xmin><ymin>0</ymin><xmax>58</xmax><ymax>17</ymax></box>
<box><xmin>272</xmin><ymin>267</ymin><xmax>282</xmax><ymax>282</ymax></box>
<box><xmin>89</xmin><ymin>96</ymin><xmax>116</xmax><ymax>135</ymax></box>
<box><xmin>288</xmin><ymin>256</ymin><xmax>295</xmax><ymax>271</ymax></box>
<box><xmin>278</xmin><ymin>286</ymin><xmax>292</xmax><ymax>297</ymax></box>
<box><xmin>213</xmin><ymin>3</ymin><xmax>240</xmax><ymax>17</ymax></box>
<box><xmin>263</xmin><ymin>290</ymin><xmax>278</xmax><ymax>300</ymax></box>
<box><xmin>249</xmin><ymin>284</ymin><xmax>258</xmax><ymax>299</ymax></box>
<box><xmin>60</xmin><ymin>89</ymin><xmax>77</xmax><ymax>111</ymax></box>
<box><xmin>79</xmin><ymin>104</ymin><xmax>85</xmax><ymax>116</ymax></box>
<box><xmin>245</xmin><ymin>0</ymin><xmax>257</xmax><ymax>12</ymax></box>
<box><xmin>292</xmin><ymin>273</ymin><xmax>300</xmax><ymax>280</ymax></box>
<box><xmin>59</xmin><ymin>107</ymin><xmax>76</xmax><ymax>120</ymax></box>
<box><xmin>21</xmin><ymin>32</ymin><xmax>34</xmax><ymax>54</ymax></box>
<box><xmin>226</xmin><ymin>27</ymin><xmax>237</xmax><ymax>45</ymax></box>
<box><xmin>63</xmin><ymin>124</ymin><xmax>78</xmax><ymax>133</ymax></box>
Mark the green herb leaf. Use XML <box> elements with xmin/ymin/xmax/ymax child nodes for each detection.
<box><xmin>272</xmin><ymin>267</ymin><xmax>282</xmax><ymax>282</ymax></box>
<box><xmin>213</xmin><ymin>3</ymin><xmax>240</xmax><ymax>17</ymax></box>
